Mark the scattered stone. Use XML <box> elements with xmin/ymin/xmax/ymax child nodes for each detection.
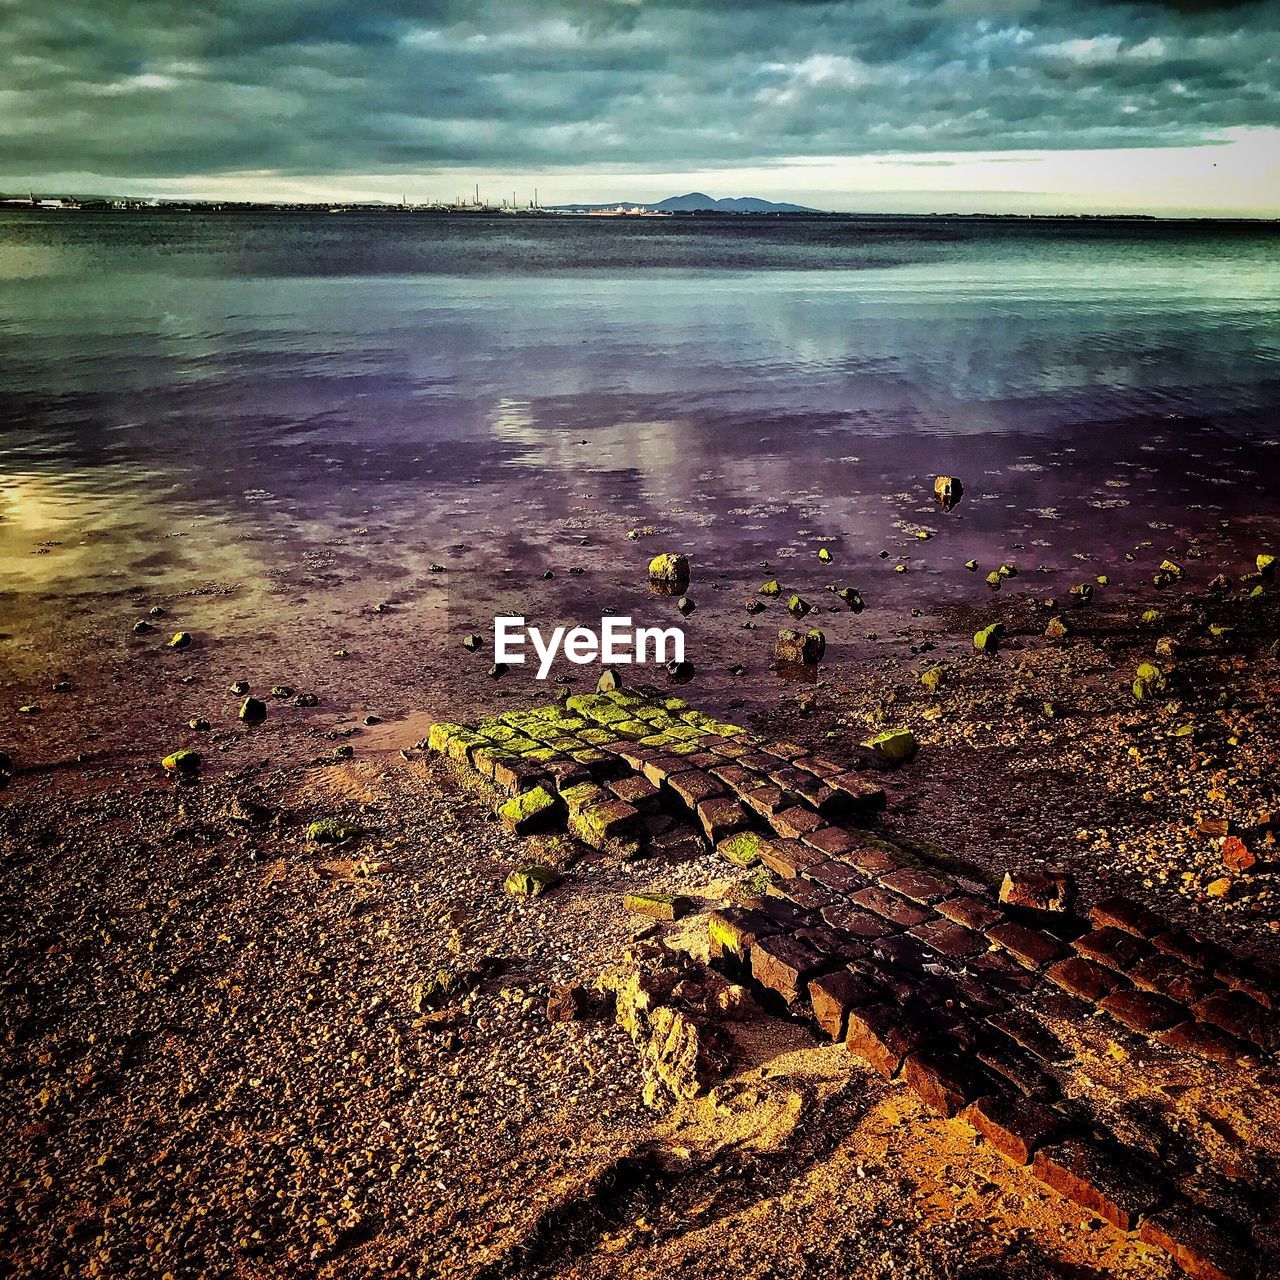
<box><xmin>648</xmin><ymin>553</ymin><xmax>690</xmax><ymax>588</ymax></box>
<box><xmin>624</xmin><ymin>891</ymin><xmax>693</xmax><ymax>920</ymax></box>
<box><xmin>999</xmin><ymin>870</ymin><xmax>1071</xmax><ymax>913</ymax></box>
<box><xmin>188</xmin><ymin>718</ymin><xmax>209</xmax><ymax>731</ymax></box>
<box><xmin>307</xmin><ymin>819</ymin><xmax>363</xmax><ymax>844</ymax></box>
<box><xmin>758</xmin><ymin>579</ymin><xmax>781</xmax><ymax>597</ymax></box>
<box><xmin>818</xmin><ymin>547</ymin><xmax>833</xmax><ymax>563</ymax></box>
<box><xmin>497</xmin><ymin>785</ymin><xmax>559</xmax><ymax>834</ymax></box>
<box><xmin>229</xmin><ymin>680</ymin><xmax>250</xmax><ymax>695</ymax></box>
<box><xmin>462</xmin><ymin>634</ymin><xmax>483</xmax><ymax>652</ymax></box>
<box><xmin>934</xmin><ymin>475</ymin><xmax>964</xmax><ymax>509</ymax></box>
<box><xmin>239</xmin><ymin>696</ymin><xmax>268</xmax><ymax>724</ymax></box>
<box><xmin>504</xmin><ymin>864</ymin><xmax>560</xmax><ymax>897</ymax></box>
<box><xmin>973</xmin><ymin>623</ymin><xmax>1004</xmax><ymax>654</ymax></box>
<box><xmin>920</xmin><ymin>666</ymin><xmax>945</xmax><ymax>692</ymax></box>
<box><xmin>1044</xmin><ymin>615</ymin><xmax>1071</xmax><ymax>642</ymax></box>
<box><xmin>862</xmin><ymin>727</ymin><xmax>918</xmax><ymax>766</ymax></box>
<box><xmin>167</xmin><ymin>631</ymin><xmax>192</xmax><ymax>650</ymax></box>
<box><xmin>161</xmin><ymin>749</ymin><xmax>200</xmax><ymax>775</ymax></box>
<box><xmin>677</xmin><ymin>596</ymin><xmax>696</xmax><ymax>616</ymax></box>
<box><xmin>776</xmin><ymin>628</ymin><xmax>825</xmax><ymax>665</ymax></box>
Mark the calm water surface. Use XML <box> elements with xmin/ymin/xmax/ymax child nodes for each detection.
<box><xmin>1</xmin><ymin>212</ymin><xmax>1277</xmax><ymax>621</ymax></box>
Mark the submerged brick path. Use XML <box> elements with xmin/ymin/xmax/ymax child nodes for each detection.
<box><xmin>429</xmin><ymin>686</ymin><xmax>1276</xmax><ymax>1280</ymax></box>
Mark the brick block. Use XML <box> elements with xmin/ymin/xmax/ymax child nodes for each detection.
<box><xmin>963</xmin><ymin>1093</ymin><xmax>1061</xmax><ymax>1165</ymax></box>
<box><xmin>760</xmin><ymin>837</ymin><xmax>825</xmax><ymax>878</ymax></box>
<box><xmin>1031</xmin><ymin>1139</ymin><xmax>1163</xmax><ymax>1232</ymax></box>
<box><xmin>1136</xmin><ymin>1202</ymin><xmax>1254</xmax><ymax>1280</ymax></box>
<box><xmin>1153</xmin><ymin>929</ymin><xmax>1230</xmax><ymax>971</ymax></box>
<box><xmin>1128</xmin><ymin>953</ymin><xmax>1217</xmax><ymax>1005</ymax></box>
<box><xmin>1073</xmin><ymin>925</ymin><xmax>1151</xmax><ymax>972</ymax></box>
<box><xmin>668</xmin><ymin>769</ymin><xmax>726</xmax><ymax>809</ymax></box>
<box><xmin>682</xmin><ymin>751</ymin><xmax>724</xmax><ymax>771</ymax></box>
<box><xmin>840</xmin><ymin>845</ymin><xmax>902</xmax><ymax>877</ymax></box>
<box><xmin>491</xmin><ymin>758</ymin><xmax>548</xmax><ymax>795</ymax></box>
<box><xmin>1089</xmin><ymin>893</ymin><xmax>1166</xmax><ymax>939</ymax></box>
<box><xmin>768</xmin><ymin>876</ymin><xmax>838</xmax><ymax>912</ymax></box>
<box><xmin>827</xmin><ymin>772</ymin><xmax>887</xmax><ymax>810</ymax></box>
<box><xmin>771</xmin><ymin>806</ymin><xmax>824</xmax><ymax>838</ymax></box>
<box><xmin>909</xmin><ymin>917</ymin><xmax>988</xmax><ymax>959</ymax></box>
<box><xmin>741</xmin><ymin>785</ymin><xmax>793</xmax><ymax>819</ymax></box>
<box><xmin>820</xmin><ymin>905</ymin><xmax>897</xmax><ymax>940</ymax></box>
<box><xmin>1157</xmin><ymin>1020</ymin><xmax>1259</xmax><ymax>1067</ymax></box>
<box><xmin>1046</xmin><ymin>956</ymin><xmax>1126</xmax><ymax>1003</ymax></box>
<box><xmin>711</xmin><ymin>763</ymin><xmax>763</xmax><ymax>793</ymax></box>
<box><xmin>803</xmin><ymin>826</ymin><xmax>860</xmax><ymax>857</ymax></box>
<box><xmin>708</xmin><ymin>907</ymin><xmax>776</xmax><ymax>963</ymax></box>
<box><xmin>901</xmin><ymin>1049</ymin><xmax>983</xmax><ymax>1117</ymax></box>
<box><xmin>1215</xmin><ymin>957</ymin><xmax>1278</xmax><ymax>1010</ymax></box>
<box><xmin>805</xmin><ymin>859</ymin><xmax>866</xmax><ymax>894</ymax></box>
<box><xmin>1100</xmin><ymin>989</ymin><xmax>1185</xmax><ymax>1035</ymax></box>
<box><xmin>808</xmin><ymin>969</ymin><xmax>878</xmax><ymax>1041</ymax></box>
<box><xmin>697</xmin><ymin>795</ymin><xmax>751</xmax><ymax>843</ymax></box>
<box><xmin>708</xmin><ymin>738</ymin><xmax>749</xmax><ymax>758</ymax></box>
<box><xmin>988</xmin><ymin>1011</ymin><xmax>1068</xmax><ymax>1063</ymax></box>
<box><xmin>796</xmin><ymin>754</ymin><xmax>846</xmax><ymax>778</ymax></box>
<box><xmin>880</xmin><ymin>867</ymin><xmax>952</xmax><ymax>905</ymax></box>
<box><xmin>845</xmin><ymin>1003</ymin><xmax>927</xmax><ymax>1077</ymax></box>
<box><xmin>850</xmin><ymin>886</ymin><xmax>932</xmax><ymax>928</ymax></box>
<box><xmin>975</xmin><ymin>1041</ymin><xmax>1058</xmax><ymax>1100</ymax></box>
<box><xmin>751</xmin><ymin>934</ymin><xmax>828</xmax><ymax>1005</ymax></box>
<box><xmin>1192</xmin><ymin>989</ymin><xmax>1278</xmax><ymax>1053</ymax></box>
<box><xmin>641</xmin><ymin>755</ymin><xmax>686</xmax><ymax>787</ymax></box>
<box><xmin>986</xmin><ymin>921</ymin><xmax>1068</xmax><ymax>970</ymax></box>
<box><xmin>937</xmin><ymin>894</ymin><xmax>1004</xmax><ymax>932</ymax></box>
<box><xmin>761</xmin><ymin>740</ymin><xmax>807</xmax><ymax>761</ymax></box>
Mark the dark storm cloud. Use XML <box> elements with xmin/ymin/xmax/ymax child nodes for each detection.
<box><xmin>1</xmin><ymin>0</ymin><xmax>1276</xmax><ymax>180</ymax></box>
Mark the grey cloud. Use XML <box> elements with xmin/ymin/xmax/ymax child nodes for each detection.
<box><xmin>1</xmin><ymin>0</ymin><xmax>1277</xmax><ymax>183</ymax></box>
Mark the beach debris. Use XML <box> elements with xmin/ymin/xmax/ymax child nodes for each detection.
<box><xmin>504</xmin><ymin>864</ymin><xmax>560</xmax><ymax>897</ymax></box>
<box><xmin>162</xmin><ymin>748</ymin><xmax>200</xmax><ymax>775</ymax></box>
<box><xmin>1000</xmin><ymin>870</ymin><xmax>1072</xmax><ymax>913</ymax></box>
<box><xmin>787</xmin><ymin>594</ymin><xmax>812</xmax><ymax>619</ymax></box>
<box><xmin>934</xmin><ymin>475</ymin><xmax>964</xmax><ymax>510</ymax></box>
<box><xmin>836</xmin><ymin>587</ymin><xmax>864</xmax><ymax>612</ymax></box>
<box><xmin>307</xmin><ymin>819</ymin><xmax>363</xmax><ymax>844</ymax></box>
<box><xmin>239</xmin><ymin>696</ymin><xmax>268</xmax><ymax>724</ymax></box>
<box><xmin>625</xmin><ymin>891</ymin><xmax>693</xmax><ymax>920</ymax></box>
<box><xmin>776</xmin><ymin>628</ymin><xmax>825</xmax><ymax>665</ymax></box>
<box><xmin>758</xmin><ymin>579</ymin><xmax>781</xmax><ymax>597</ymax></box>
<box><xmin>648</xmin><ymin>552</ymin><xmax>690</xmax><ymax>591</ymax></box>
<box><xmin>818</xmin><ymin>547</ymin><xmax>833</xmax><ymax>563</ymax></box>
<box><xmin>167</xmin><ymin>631</ymin><xmax>192</xmax><ymax>650</ymax></box>
<box><xmin>862</xmin><ymin>727</ymin><xmax>918</xmax><ymax>766</ymax></box>
<box><xmin>974</xmin><ymin>623</ymin><xmax>1004</xmax><ymax>653</ymax></box>
<box><xmin>677</xmin><ymin>596</ymin><xmax>696</xmax><ymax>616</ymax></box>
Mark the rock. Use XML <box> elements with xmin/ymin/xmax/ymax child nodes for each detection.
<box><xmin>934</xmin><ymin>476</ymin><xmax>964</xmax><ymax>509</ymax></box>
<box><xmin>462</xmin><ymin>634</ymin><xmax>482</xmax><ymax>652</ymax></box>
<box><xmin>488</xmin><ymin>663</ymin><xmax>508</xmax><ymax>679</ymax></box>
<box><xmin>1258</xmin><ymin>552</ymin><xmax>1276</xmax><ymax>580</ymax></box>
<box><xmin>271</xmin><ymin>685</ymin><xmax>294</xmax><ymax>698</ymax></box>
<box><xmin>677</xmin><ymin>596</ymin><xmax>696</xmax><ymax>616</ymax></box>
<box><xmin>167</xmin><ymin>631</ymin><xmax>192</xmax><ymax>650</ymax></box>
<box><xmin>229</xmin><ymin>680</ymin><xmax>250</xmax><ymax>695</ymax></box>
<box><xmin>308</xmin><ymin>819</ymin><xmax>363</xmax><ymax>844</ymax></box>
<box><xmin>648</xmin><ymin>553</ymin><xmax>690</xmax><ymax>588</ymax></box>
<box><xmin>818</xmin><ymin>547</ymin><xmax>833</xmax><ymax>563</ymax></box>
<box><xmin>294</xmin><ymin>692</ymin><xmax>319</xmax><ymax>707</ymax></box>
<box><xmin>504</xmin><ymin>864</ymin><xmax>561</xmax><ymax>896</ymax></box>
<box><xmin>497</xmin><ymin>785</ymin><xmax>560</xmax><ymax>834</ymax></box>
<box><xmin>920</xmin><ymin>666</ymin><xmax>946</xmax><ymax>692</ymax></box>
<box><xmin>986</xmin><ymin>571</ymin><xmax>1002</xmax><ymax>590</ymax></box>
<box><xmin>1221</xmin><ymin>837</ymin><xmax>1256</xmax><ymax>873</ymax></box>
<box><xmin>717</xmin><ymin>830</ymin><xmax>767</xmax><ymax>867</ymax></box>
<box><xmin>836</xmin><ymin>587</ymin><xmax>864</xmax><ymax>612</ymax></box>
<box><xmin>974</xmin><ymin>623</ymin><xmax>1004</xmax><ymax>653</ymax></box>
<box><xmin>546</xmin><ymin>984</ymin><xmax>607</xmax><ymax>1023</ymax></box>
<box><xmin>964</xmin><ymin>559</ymin><xmax>979</xmax><ymax>572</ymax></box>
<box><xmin>18</xmin><ymin>705</ymin><xmax>40</xmax><ymax>715</ymax></box>
<box><xmin>147</xmin><ymin>605</ymin><xmax>165</xmax><ymax>617</ymax></box>
<box><xmin>744</xmin><ymin>599</ymin><xmax>765</xmax><ymax>614</ymax></box>
<box><xmin>162</xmin><ymin>749</ymin><xmax>200</xmax><ymax>775</ymax></box>
<box><xmin>998</xmin><ymin>563</ymin><xmax>1018</xmax><ymax>579</ymax></box>
<box><xmin>1154</xmin><ymin>634</ymin><xmax>1180</xmax><ymax>658</ymax></box>
<box><xmin>1000</xmin><ymin>869</ymin><xmax>1072</xmax><ymax>913</ymax></box>
<box><xmin>597</xmin><ymin>667</ymin><xmax>621</xmax><ymax>692</ymax></box>
<box><xmin>1206</xmin><ymin>877</ymin><xmax>1232</xmax><ymax>898</ymax></box>
<box><xmin>188</xmin><ymin>718</ymin><xmax>209</xmax><ymax>731</ymax></box>
<box><xmin>1141</xmin><ymin>608</ymin><xmax>1161</xmax><ymax>624</ymax></box>
<box><xmin>775</xmin><ymin>628</ymin><xmax>825</xmax><ymax>665</ymax></box>
<box><xmin>333</xmin><ymin>744</ymin><xmax>354</xmax><ymax>759</ymax></box>
<box><xmin>540</xmin><ymin>570</ymin><xmax>554</xmax><ymax>579</ymax></box>
<box><xmin>1044</xmin><ymin>615</ymin><xmax>1071</xmax><ymax>642</ymax></box>
<box><xmin>666</xmin><ymin>659</ymin><xmax>695</xmax><ymax>681</ymax></box>
<box><xmin>624</xmin><ymin>892</ymin><xmax>693</xmax><ymax>920</ymax></box>
<box><xmin>239</xmin><ymin>696</ymin><xmax>268</xmax><ymax>724</ymax></box>
<box><xmin>1133</xmin><ymin>662</ymin><xmax>1167</xmax><ymax>702</ymax></box>
<box><xmin>786</xmin><ymin>594</ymin><xmax>812</xmax><ymax>619</ymax></box>
<box><xmin>758</xmin><ymin>579</ymin><xmax>781</xmax><ymax>597</ymax></box>
<box><xmin>862</xmin><ymin>727</ymin><xmax>918</xmax><ymax>765</ymax></box>
<box><xmin>133</xmin><ymin>619</ymin><xmax>154</xmax><ymax>634</ymax></box>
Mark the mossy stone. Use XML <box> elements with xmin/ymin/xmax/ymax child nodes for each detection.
<box><xmin>497</xmin><ymin>785</ymin><xmax>559</xmax><ymax>834</ymax></box>
<box><xmin>718</xmin><ymin>830</ymin><xmax>766</xmax><ymax>867</ymax></box>
<box><xmin>505</xmin><ymin>864</ymin><xmax>561</xmax><ymax>897</ymax></box>
<box><xmin>167</xmin><ymin>631</ymin><xmax>192</xmax><ymax>650</ymax></box>
<box><xmin>624</xmin><ymin>891</ymin><xmax>693</xmax><ymax>920</ymax></box>
<box><xmin>974</xmin><ymin>623</ymin><xmax>1004</xmax><ymax>653</ymax></box>
<box><xmin>162</xmin><ymin>748</ymin><xmax>200</xmax><ymax>774</ymax></box>
<box><xmin>920</xmin><ymin>666</ymin><xmax>945</xmax><ymax>692</ymax></box>
<box><xmin>862</xmin><ymin>727</ymin><xmax>918</xmax><ymax>764</ymax></box>
<box><xmin>308</xmin><ymin>819</ymin><xmax>362</xmax><ymax>843</ymax></box>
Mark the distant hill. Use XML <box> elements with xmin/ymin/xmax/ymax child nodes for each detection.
<box><xmin>551</xmin><ymin>192</ymin><xmax>823</xmax><ymax>214</ymax></box>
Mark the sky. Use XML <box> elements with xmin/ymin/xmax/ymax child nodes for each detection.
<box><xmin>2</xmin><ymin>0</ymin><xmax>1278</xmax><ymax>215</ymax></box>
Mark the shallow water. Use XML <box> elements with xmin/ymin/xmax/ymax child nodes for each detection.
<box><xmin>1</xmin><ymin>211</ymin><xmax>1277</xmax><ymax>657</ymax></box>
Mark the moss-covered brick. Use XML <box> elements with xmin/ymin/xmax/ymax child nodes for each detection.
<box><xmin>504</xmin><ymin>864</ymin><xmax>561</xmax><ymax>897</ymax></box>
<box><xmin>571</xmin><ymin>748</ymin><xmax>612</xmax><ymax>768</ymax></box>
<box><xmin>668</xmin><ymin>740</ymin><xmax>703</xmax><ymax>756</ymax></box>
<box><xmin>446</xmin><ymin>732</ymin><xmax>487</xmax><ymax>764</ymax></box>
<box><xmin>308</xmin><ymin>819</ymin><xmax>363</xmax><ymax>844</ymax></box>
<box><xmin>561</xmin><ymin>781</ymin><xmax>606</xmax><ymax>815</ymax></box>
<box><xmin>717</xmin><ymin>829</ymin><xmax>767</xmax><ymax>867</ymax></box>
<box><xmin>863</xmin><ymin>728</ymin><xmax>918</xmax><ymax>765</ymax></box>
<box><xmin>497</xmin><ymin>785</ymin><xmax>560</xmax><ymax>834</ymax></box>
<box><xmin>612</xmin><ymin>719</ymin><xmax>650</xmax><ymax>737</ymax></box>
<box><xmin>604</xmin><ymin>690</ymin><xmax>646</xmax><ymax>708</ymax></box>
<box><xmin>427</xmin><ymin>722</ymin><xmax>466</xmax><ymax>754</ymax></box>
<box><xmin>571</xmin><ymin>799</ymin><xmax>640</xmax><ymax>846</ymax></box>
<box><xmin>624</xmin><ymin>891</ymin><xmax>693</xmax><ymax>920</ymax></box>
<box><xmin>578</xmin><ymin>727</ymin><xmax>616</xmax><ymax>745</ymax></box>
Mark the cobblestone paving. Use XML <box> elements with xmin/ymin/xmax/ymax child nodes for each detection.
<box><xmin>429</xmin><ymin>687</ymin><xmax>1277</xmax><ymax>1280</ymax></box>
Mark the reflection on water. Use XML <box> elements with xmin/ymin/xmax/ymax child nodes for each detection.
<box><xmin>1</xmin><ymin>211</ymin><xmax>1277</xmax><ymax>608</ymax></box>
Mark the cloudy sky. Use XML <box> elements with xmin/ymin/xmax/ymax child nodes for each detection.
<box><xmin>2</xmin><ymin>0</ymin><xmax>1278</xmax><ymax>214</ymax></box>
